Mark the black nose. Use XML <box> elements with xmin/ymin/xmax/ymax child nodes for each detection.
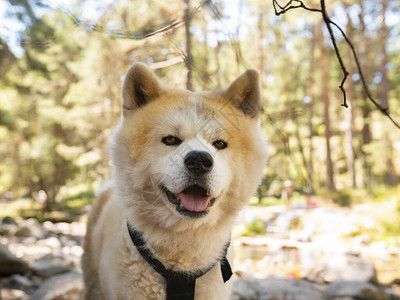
<box><xmin>184</xmin><ymin>151</ymin><xmax>214</xmax><ymax>175</ymax></box>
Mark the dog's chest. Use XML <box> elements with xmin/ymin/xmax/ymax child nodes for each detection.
<box><xmin>100</xmin><ymin>244</ymin><xmax>166</xmax><ymax>299</ymax></box>
<box><xmin>102</xmin><ymin>248</ymin><xmax>229</xmax><ymax>300</ymax></box>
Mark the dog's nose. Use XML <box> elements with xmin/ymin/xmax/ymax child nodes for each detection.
<box><xmin>184</xmin><ymin>151</ymin><xmax>214</xmax><ymax>174</ymax></box>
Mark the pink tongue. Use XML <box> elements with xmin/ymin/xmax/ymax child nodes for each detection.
<box><xmin>178</xmin><ymin>193</ymin><xmax>211</xmax><ymax>212</ymax></box>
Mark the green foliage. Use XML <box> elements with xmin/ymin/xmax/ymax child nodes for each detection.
<box><xmin>0</xmin><ymin>0</ymin><xmax>399</xmax><ymax>219</ymax></box>
<box><xmin>332</xmin><ymin>190</ymin><xmax>352</xmax><ymax>207</ymax></box>
<box><xmin>60</xmin><ymin>191</ymin><xmax>95</xmax><ymax>215</ymax></box>
<box><xmin>249</xmin><ymin>196</ymin><xmax>282</xmax><ymax>207</ymax></box>
<box><xmin>0</xmin><ymin>199</ymin><xmax>40</xmax><ymax>219</ymax></box>
<box><xmin>354</xmin><ymin>187</ymin><xmax>400</xmax><ymax>244</ymax></box>
<box><xmin>245</xmin><ymin>219</ymin><xmax>267</xmax><ymax>236</ymax></box>
<box><xmin>234</xmin><ymin>219</ymin><xmax>267</xmax><ymax>237</ymax></box>
<box><xmin>0</xmin><ymin>109</ymin><xmax>16</xmax><ymax>130</ymax></box>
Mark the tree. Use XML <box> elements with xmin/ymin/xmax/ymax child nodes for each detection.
<box><xmin>378</xmin><ymin>0</ymin><xmax>395</xmax><ymax>186</ymax></box>
<box><xmin>344</xmin><ymin>6</ymin><xmax>356</xmax><ymax>188</ymax></box>
<box><xmin>318</xmin><ymin>21</ymin><xmax>335</xmax><ymax>191</ymax></box>
<box><xmin>184</xmin><ymin>0</ymin><xmax>193</xmax><ymax>90</ymax></box>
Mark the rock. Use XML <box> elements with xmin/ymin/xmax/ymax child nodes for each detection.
<box><xmin>0</xmin><ymin>244</ymin><xmax>29</xmax><ymax>276</ymax></box>
<box><xmin>36</xmin><ymin>237</ymin><xmax>61</xmax><ymax>249</ymax></box>
<box><xmin>2</xmin><ymin>216</ymin><xmax>17</xmax><ymax>225</ymax></box>
<box><xmin>307</xmin><ymin>254</ymin><xmax>378</xmax><ymax>284</ymax></box>
<box><xmin>231</xmin><ymin>277</ymin><xmax>325</xmax><ymax>300</ymax></box>
<box><xmin>31</xmin><ymin>258</ymin><xmax>71</xmax><ymax>278</ymax></box>
<box><xmin>60</xmin><ymin>236</ymin><xmax>78</xmax><ymax>247</ymax></box>
<box><xmin>325</xmin><ymin>281</ymin><xmax>386</xmax><ymax>300</ymax></box>
<box><xmin>14</xmin><ymin>226</ymin><xmax>35</xmax><ymax>238</ymax></box>
<box><xmin>0</xmin><ymin>274</ymin><xmax>32</xmax><ymax>290</ymax></box>
<box><xmin>391</xmin><ymin>278</ymin><xmax>400</xmax><ymax>286</ymax></box>
<box><xmin>383</xmin><ymin>286</ymin><xmax>400</xmax><ymax>300</ymax></box>
<box><xmin>30</xmin><ymin>272</ymin><xmax>83</xmax><ymax>300</ymax></box>
<box><xmin>0</xmin><ymin>224</ymin><xmax>16</xmax><ymax>236</ymax></box>
<box><xmin>14</xmin><ymin>219</ymin><xmax>45</xmax><ymax>239</ymax></box>
<box><xmin>231</xmin><ymin>278</ymin><xmax>259</xmax><ymax>300</ymax></box>
<box><xmin>0</xmin><ymin>288</ymin><xmax>29</xmax><ymax>300</ymax></box>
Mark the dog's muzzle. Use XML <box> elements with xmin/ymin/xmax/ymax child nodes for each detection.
<box><xmin>161</xmin><ymin>184</ymin><xmax>216</xmax><ymax>219</ymax></box>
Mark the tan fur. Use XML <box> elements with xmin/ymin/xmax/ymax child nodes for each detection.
<box><xmin>82</xmin><ymin>63</ymin><xmax>268</xmax><ymax>300</ymax></box>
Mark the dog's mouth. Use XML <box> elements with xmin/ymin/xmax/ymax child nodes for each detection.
<box><xmin>161</xmin><ymin>185</ymin><xmax>216</xmax><ymax>218</ymax></box>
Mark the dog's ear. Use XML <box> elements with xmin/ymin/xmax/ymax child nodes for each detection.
<box><xmin>122</xmin><ymin>63</ymin><xmax>162</xmax><ymax>112</ymax></box>
<box><xmin>224</xmin><ymin>69</ymin><xmax>262</xmax><ymax>117</ymax></box>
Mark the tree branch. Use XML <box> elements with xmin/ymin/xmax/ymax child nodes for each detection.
<box><xmin>272</xmin><ymin>0</ymin><xmax>400</xmax><ymax>129</ymax></box>
<box><xmin>149</xmin><ymin>56</ymin><xmax>184</xmax><ymax>69</ymax></box>
<box><xmin>321</xmin><ymin>0</ymin><xmax>349</xmax><ymax>108</ymax></box>
<box><xmin>272</xmin><ymin>0</ymin><xmax>321</xmax><ymax>15</ymax></box>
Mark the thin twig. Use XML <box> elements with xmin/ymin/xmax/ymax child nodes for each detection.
<box><xmin>328</xmin><ymin>20</ymin><xmax>397</xmax><ymax>125</ymax></box>
<box><xmin>271</xmin><ymin>0</ymin><xmax>400</xmax><ymax>129</ymax></box>
<box><xmin>272</xmin><ymin>0</ymin><xmax>321</xmax><ymax>15</ymax></box>
<box><xmin>266</xmin><ymin>113</ymin><xmax>310</xmax><ymax>187</ymax></box>
<box><xmin>321</xmin><ymin>0</ymin><xmax>349</xmax><ymax>108</ymax></box>
<box><xmin>47</xmin><ymin>0</ymin><xmax>208</xmax><ymax>40</ymax></box>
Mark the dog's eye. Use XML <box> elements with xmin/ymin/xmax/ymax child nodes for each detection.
<box><xmin>162</xmin><ymin>135</ymin><xmax>182</xmax><ymax>146</ymax></box>
<box><xmin>212</xmin><ymin>140</ymin><xmax>227</xmax><ymax>150</ymax></box>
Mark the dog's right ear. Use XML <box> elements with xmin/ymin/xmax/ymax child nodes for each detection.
<box><xmin>122</xmin><ymin>63</ymin><xmax>162</xmax><ymax>112</ymax></box>
<box><xmin>224</xmin><ymin>69</ymin><xmax>262</xmax><ymax>118</ymax></box>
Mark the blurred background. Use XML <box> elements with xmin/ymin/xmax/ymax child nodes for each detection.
<box><xmin>0</xmin><ymin>0</ymin><xmax>400</xmax><ymax>299</ymax></box>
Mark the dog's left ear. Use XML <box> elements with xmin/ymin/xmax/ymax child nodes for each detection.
<box><xmin>224</xmin><ymin>69</ymin><xmax>262</xmax><ymax>117</ymax></box>
<box><xmin>122</xmin><ymin>63</ymin><xmax>162</xmax><ymax>112</ymax></box>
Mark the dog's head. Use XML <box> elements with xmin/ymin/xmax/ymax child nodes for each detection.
<box><xmin>110</xmin><ymin>63</ymin><xmax>267</xmax><ymax>229</ymax></box>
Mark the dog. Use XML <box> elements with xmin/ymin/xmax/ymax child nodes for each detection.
<box><xmin>82</xmin><ymin>63</ymin><xmax>268</xmax><ymax>300</ymax></box>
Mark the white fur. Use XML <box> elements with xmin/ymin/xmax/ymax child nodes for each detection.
<box><xmin>82</xmin><ymin>65</ymin><xmax>268</xmax><ymax>300</ymax></box>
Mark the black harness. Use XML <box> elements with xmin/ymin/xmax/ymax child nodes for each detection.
<box><xmin>127</xmin><ymin>222</ymin><xmax>232</xmax><ymax>300</ymax></box>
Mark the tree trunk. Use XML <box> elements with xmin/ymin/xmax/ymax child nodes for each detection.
<box><xmin>358</xmin><ymin>1</ymin><xmax>372</xmax><ymax>189</ymax></box>
<box><xmin>202</xmin><ymin>22</ymin><xmax>210</xmax><ymax>89</ymax></box>
<box><xmin>183</xmin><ymin>0</ymin><xmax>193</xmax><ymax>91</ymax></box>
<box><xmin>306</xmin><ymin>25</ymin><xmax>316</xmax><ymax>194</ymax></box>
<box><xmin>214</xmin><ymin>40</ymin><xmax>221</xmax><ymax>89</ymax></box>
<box><xmin>345</xmin><ymin>7</ymin><xmax>356</xmax><ymax>188</ymax></box>
<box><xmin>294</xmin><ymin>121</ymin><xmax>308</xmax><ymax>184</ymax></box>
<box><xmin>379</xmin><ymin>0</ymin><xmax>395</xmax><ymax>186</ymax></box>
<box><xmin>234</xmin><ymin>0</ymin><xmax>244</xmax><ymax>74</ymax></box>
<box><xmin>379</xmin><ymin>0</ymin><xmax>389</xmax><ymax>111</ymax></box>
<box><xmin>318</xmin><ymin>22</ymin><xmax>335</xmax><ymax>191</ymax></box>
<box><xmin>256</xmin><ymin>10</ymin><xmax>264</xmax><ymax>77</ymax></box>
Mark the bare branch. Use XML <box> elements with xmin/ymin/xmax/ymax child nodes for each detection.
<box><xmin>272</xmin><ymin>0</ymin><xmax>321</xmax><ymax>15</ymax></box>
<box><xmin>328</xmin><ymin>20</ymin><xmax>396</xmax><ymax>125</ymax></box>
<box><xmin>320</xmin><ymin>0</ymin><xmax>349</xmax><ymax>108</ymax></box>
<box><xmin>149</xmin><ymin>56</ymin><xmax>184</xmax><ymax>69</ymax></box>
<box><xmin>271</xmin><ymin>0</ymin><xmax>400</xmax><ymax>129</ymax></box>
<box><xmin>48</xmin><ymin>0</ymin><xmax>208</xmax><ymax>41</ymax></box>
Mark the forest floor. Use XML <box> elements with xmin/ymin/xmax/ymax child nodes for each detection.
<box><xmin>1</xmin><ymin>202</ymin><xmax>400</xmax><ymax>299</ymax></box>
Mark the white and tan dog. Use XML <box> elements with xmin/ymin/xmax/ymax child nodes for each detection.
<box><xmin>82</xmin><ymin>63</ymin><xmax>268</xmax><ymax>300</ymax></box>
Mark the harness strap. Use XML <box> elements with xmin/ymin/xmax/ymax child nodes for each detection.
<box><xmin>127</xmin><ymin>222</ymin><xmax>232</xmax><ymax>300</ymax></box>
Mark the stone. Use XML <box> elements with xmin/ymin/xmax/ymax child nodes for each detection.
<box><xmin>0</xmin><ymin>288</ymin><xmax>29</xmax><ymax>300</ymax></box>
<box><xmin>231</xmin><ymin>278</ymin><xmax>259</xmax><ymax>300</ymax></box>
<box><xmin>0</xmin><ymin>274</ymin><xmax>32</xmax><ymax>290</ymax></box>
<box><xmin>14</xmin><ymin>219</ymin><xmax>45</xmax><ymax>239</ymax></box>
<box><xmin>36</xmin><ymin>237</ymin><xmax>61</xmax><ymax>249</ymax></box>
<box><xmin>0</xmin><ymin>244</ymin><xmax>29</xmax><ymax>276</ymax></box>
<box><xmin>231</xmin><ymin>277</ymin><xmax>325</xmax><ymax>300</ymax></box>
<box><xmin>30</xmin><ymin>272</ymin><xmax>83</xmax><ymax>300</ymax></box>
<box><xmin>307</xmin><ymin>254</ymin><xmax>378</xmax><ymax>284</ymax></box>
<box><xmin>391</xmin><ymin>278</ymin><xmax>400</xmax><ymax>286</ymax></box>
<box><xmin>325</xmin><ymin>281</ymin><xmax>386</xmax><ymax>300</ymax></box>
<box><xmin>2</xmin><ymin>216</ymin><xmax>17</xmax><ymax>225</ymax></box>
<box><xmin>31</xmin><ymin>258</ymin><xmax>71</xmax><ymax>278</ymax></box>
<box><xmin>0</xmin><ymin>224</ymin><xmax>16</xmax><ymax>236</ymax></box>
